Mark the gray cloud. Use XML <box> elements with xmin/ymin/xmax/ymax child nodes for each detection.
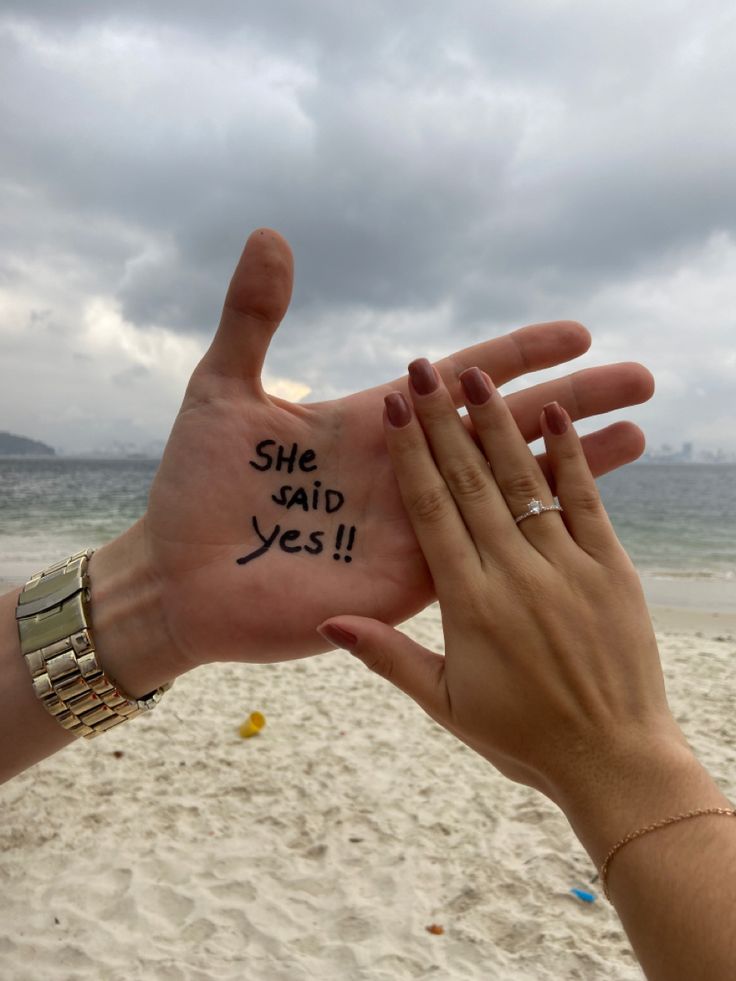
<box><xmin>1</xmin><ymin>1</ymin><xmax>735</xmax><ymax>453</ymax></box>
<box><xmin>112</xmin><ymin>363</ymin><xmax>149</xmax><ymax>387</ymax></box>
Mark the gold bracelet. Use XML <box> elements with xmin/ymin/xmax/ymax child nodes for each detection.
<box><xmin>600</xmin><ymin>807</ymin><xmax>736</xmax><ymax>900</ymax></box>
<box><xmin>16</xmin><ymin>549</ymin><xmax>172</xmax><ymax>739</ymax></box>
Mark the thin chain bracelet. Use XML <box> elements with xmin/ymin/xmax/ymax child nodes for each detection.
<box><xmin>600</xmin><ymin>807</ymin><xmax>736</xmax><ymax>901</ymax></box>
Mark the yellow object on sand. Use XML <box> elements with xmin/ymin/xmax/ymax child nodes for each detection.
<box><xmin>239</xmin><ymin>712</ymin><xmax>266</xmax><ymax>738</ymax></box>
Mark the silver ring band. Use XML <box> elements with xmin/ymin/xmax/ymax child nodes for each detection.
<box><xmin>514</xmin><ymin>497</ymin><xmax>563</xmax><ymax>525</ymax></box>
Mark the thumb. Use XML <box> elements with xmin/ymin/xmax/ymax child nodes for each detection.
<box><xmin>317</xmin><ymin>616</ymin><xmax>449</xmax><ymax>721</ymax></box>
<box><xmin>200</xmin><ymin>227</ymin><xmax>294</xmax><ymax>393</ymax></box>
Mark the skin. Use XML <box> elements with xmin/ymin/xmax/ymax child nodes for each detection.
<box><xmin>319</xmin><ymin>365</ymin><xmax>736</xmax><ymax>981</ymax></box>
<box><xmin>104</xmin><ymin>227</ymin><xmax>652</xmax><ymax>674</ymax></box>
<box><xmin>0</xmin><ymin>226</ymin><xmax>654</xmax><ymax>783</ymax></box>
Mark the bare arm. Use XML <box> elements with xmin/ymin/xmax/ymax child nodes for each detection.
<box><xmin>563</xmin><ymin>738</ymin><xmax>736</xmax><ymax>979</ymax></box>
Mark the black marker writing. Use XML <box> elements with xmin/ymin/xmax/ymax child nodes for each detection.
<box><xmin>237</xmin><ymin>519</ymin><xmax>328</xmax><ymax>565</ymax></box>
<box><xmin>239</xmin><ymin>438</ymin><xmax>357</xmax><ymax>567</ymax></box>
<box><xmin>333</xmin><ymin>524</ymin><xmax>357</xmax><ymax>563</ymax></box>
<box><xmin>279</xmin><ymin>529</ymin><xmax>302</xmax><ymax>553</ymax></box>
<box><xmin>237</xmin><ymin>516</ymin><xmax>281</xmax><ymax>565</ymax></box>
<box><xmin>249</xmin><ymin>439</ymin><xmax>317</xmax><ymax>474</ymax></box>
<box><xmin>304</xmin><ymin>531</ymin><xmax>324</xmax><ymax>555</ymax></box>
<box><xmin>271</xmin><ymin>482</ymin><xmax>344</xmax><ymax>513</ymax></box>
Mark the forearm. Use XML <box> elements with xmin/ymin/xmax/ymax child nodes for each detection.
<box><xmin>0</xmin><ymin>521</ymin><xmax>182</xmax><ymax>785</ymax></box>
<box><xmin>0</xmin><ymin>585</ymin><xmax>76</xmax><ymax>782</ymax></box>
<box><xmin>558</xmin><ymin>741</ymin><xmax>736</xmax><ymax>980</ymax></box>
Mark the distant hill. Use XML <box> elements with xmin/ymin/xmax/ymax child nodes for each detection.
<box><xmin>0</xmin><ymin>432</ymin><xmax>56</xmax><ymax>456</ymax></box>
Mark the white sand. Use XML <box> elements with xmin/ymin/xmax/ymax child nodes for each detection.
<box><xmin>0</xmin><ymin>600</ymin><xmax>734</xmax><ymax>980</ymax></box>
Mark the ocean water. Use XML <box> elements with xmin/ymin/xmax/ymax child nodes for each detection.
<box><xmin>0</xmin><ymin>459</ymin><xmax>734</xmax><ymax>586</ymax></box>
<box><xmin>597</xmin><ymin>463</ymin><xmax>735</xmax><ymax>581</ymax></box>
<box><xmin>0</xmin><ymin>458</ymin><xmax>157</xmax><ymax>582</ymax></box>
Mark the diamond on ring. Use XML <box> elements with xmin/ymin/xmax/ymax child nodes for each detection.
<box><xmin>514</xmin><ymin>497</ymin><xmax>563</xmax><ymax>525</ymax></box>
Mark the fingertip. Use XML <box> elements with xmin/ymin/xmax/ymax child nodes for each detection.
<box><xmin>590</xmin><ymin>420</ymin><xmax>647</xmax><ymax>471</ymax></box>
<box><xmin>542</xmin><ymin>401</ymin><xmax>571</xmax><ymax>437</ymax></box>
<box><xmin>459</xmin><ymin>366</ymin><xmax>495</xmax><ymax>407</ymax></box>
<box><xmin>317</xmin><ymin>621</ymin><xmax>358</xmax><ymax>651</ymax></box>
<box><xmin>610</xmin><ymin>361</ymin><xmax>656</xmax><ymax>406</ymax></box>
<box><xmin>510</xmin><ymin>320</ymin><xmax>591</xmax><ymax>378</ymax></box>
<box><xmin>384</xmin><ymin>392</ymin><xmax>412</xmax><ymax>428</ymax></box>
<box><xmin>564</xmin><ymin>320</ymin><xmax>592</xmax><ymax>354</ymax></box>
<box><xmin>245</xmin><ymin>228</ymin><xmax>295</xmax><ymax>285</ymax></box>
<box><xmin>224</xmin><ymin>228</ymin><xmax>294</xmax><ymax>324</ymax></box>
<box><xmin>537</xmin><ymin>319</ymin><xmax>591</xmax><ymax>356</ymax></box>
<box><xmin>621</xmin><ymin>421</ymin><xmax>647</xmax><ymax>462</ymax></box>
<box><xmin>408</xmin><ymin>358</ymin><xmax>440</xmax><ymax>398</ymax></box>
<box><xmin>247</xmin><ymin>227</ymin><xmax>294</xmax><ymax>260</ymax></box>
<box><xmin>624</xmin><ymin>361</ymin><xmax>655</xmax><ymax>403</ymax></box>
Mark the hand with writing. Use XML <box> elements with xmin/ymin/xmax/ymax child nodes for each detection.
<box><xmin>90</xmin><ymin>228</ymin><xmax>652</xmax><ymax>687</ymax></box>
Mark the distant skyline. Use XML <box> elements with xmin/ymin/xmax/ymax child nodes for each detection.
<box><xmin>1</xmin><ymin>2</ymin><xmax>736</xmax><ymax>453</ymax></box>
<box><xmin>3</xmin><ymin>430</ymin><xmax>736</xmax><ymax>465</ymax></box>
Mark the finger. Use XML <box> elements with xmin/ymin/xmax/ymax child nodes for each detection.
<box><xmin>540</xmin><ymin>402</ymin><xmax>623</xmax><ymax>561</ymax></box>
<box><xmin>454</xmin><ymin>363</ymin><xmax>654</xmax><ymax>478</ymax></box>
<box><xmin>405</xmin><ymin>359</ymin><xmax>510</xmax><ymax>551</ymax></box>
<box><xmin>197</xmin><ymin>228</ymin><xmax>294</xmax><ymax>393</ymax></box>
<box><xmin>318</xmin><ymin>618</ymin><xmax>508</xmax><ymax>769</ymax></box>
<box><xmin>383</xmin><ymin>391</ymin><xmax>477</xmax><ymax>582</ymax></box>
<box><xmin>317</xmin><ymin>618</ymin><xmax>450</xmax><ymax>723</ymax></box>
<box><xmin>504</xmin><ymin>362</ymin><xmax>655</xmax><ymax>444</ymax></box>
<box><xmin>460</xmin><ymin>368</ymin><xmax>569</xmax><ymax>556</ymax></box>
<box><xmin>535</xmin><ymin>421</ymin><xmax>646</xmax><ymax>485</ymax></box>
<box><xmin>387</xmin><ymin>338</ymin><xmax>653</xmax><ymax>477</ymax></box>
<box><xmin>432</xmin><ymin>320</ymin><xmax>592</xmax><ymax>401</ymax></box>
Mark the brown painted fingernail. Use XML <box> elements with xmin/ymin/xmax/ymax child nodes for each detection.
<box><xmin>408</xmin><ymin>358</ymin><xmax>438</xmax><ymax>395</ymax></box>
<box><xmin>543</xmin><ymin>401</ymin><xmax>569</xmax><ymax>435</ymax></box>
<box><xmin>460</xmin><ymin>367</ymin><xmax>494</xmax><ymax>406</ymax></box>
<box><xmin>385</xmin><ymin>392</ymin><xmax>412</xmax><ymax>428</ymax></box>
<box><xmin>318</xmin><ymin>623</ymin><xmax>358</xmax><ymax>650</ymax></box>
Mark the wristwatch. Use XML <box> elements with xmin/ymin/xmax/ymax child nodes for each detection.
<box><xmin>16</xmin><ymin>548</ymin><xmax>172</xmax><ymax>739</ymax></box>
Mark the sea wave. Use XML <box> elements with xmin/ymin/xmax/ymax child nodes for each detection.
<box><xmin>637</xmin><ymin>566</ymin><xmax>735</xmax><ymax>582</ymax></box>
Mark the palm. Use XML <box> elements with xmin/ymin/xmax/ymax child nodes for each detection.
<box><xmin>144</xmin><ymin>229</ymin><xmax>652</xmax><ymax>667</ymax></box>
<box><xmin>147</xmin><ymin>385</ymin><xmax>431</xmax><ymax>664</ymax></box>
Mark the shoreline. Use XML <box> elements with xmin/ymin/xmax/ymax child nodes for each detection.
<box><xmin>3</xmin><ymin>572</ymin><xmax>736</xmax><ymax>639</ymax></box>
<box><xmin>648</xmin><ymin>604</ymin><xmax>736</xmax><ymax>638</ymax></box>
<box><xmin>639</xmin><ymin>573</ymin><xmax>736</xmax><ymax>637</ymax></box>
<box><xmin>639</xmin><ymin>572</ymin><xmax>736</xmax><ymax>612</ymax></box>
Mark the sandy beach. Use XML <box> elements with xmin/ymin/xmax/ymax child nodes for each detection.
<box><xmin>0</xmin><ymin>583</ymin><xmax>734</xmax><ymax>980</ymax></box>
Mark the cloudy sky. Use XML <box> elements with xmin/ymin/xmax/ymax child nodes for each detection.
<box><xmin>1</xmin><ymin>0</ymin><xmax>735</xmax><ymax>455</ymax></box>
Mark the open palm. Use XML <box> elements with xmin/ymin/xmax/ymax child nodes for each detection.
<box><xmin>144</xmin><ymin>229</ymin><xmax>651</xmax><ymax>669</ymax></box>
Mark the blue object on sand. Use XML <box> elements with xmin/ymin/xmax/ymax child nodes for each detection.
<box><xmin>570</xmin><ymin>888</ymin><xmax>596</xmax><ymax>903</ymax></box>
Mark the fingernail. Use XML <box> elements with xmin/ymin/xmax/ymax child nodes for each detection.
<box><xmin>384</xmin><ymin>392</ymin><xmax>411</xmax><ymax>428</ymax></box>
<box><xmin>460</xmin><ymin>367</ymin><xmax>494</xmax><ymax>406</ymax></box>
<box><xmin>543</xmin><ymin>401</ymin><xmax>569</xmax><ymax>435</ymax></box>
<box><xmin>318</xmin><ymin>623</ymin><xmax>358</xmax><ymax>651</ymax></box>
<box><xmin>408</xmin><ymin>358</ymin><xmax>438</xmax><ymax>395</ymax></box>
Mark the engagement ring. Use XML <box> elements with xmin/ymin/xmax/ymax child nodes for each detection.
<box><xmin>514</xmin><ymin>497</ymin><xmax>563</xmax><ymax>525</ymax></box>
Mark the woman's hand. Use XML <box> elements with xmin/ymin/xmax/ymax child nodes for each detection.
<box><xmin>92</xmin><ymin>228</ymin><xmax>654</xmax><ymax>684</ymax></box>
<box><xmin>319</xmin><ymin>362</ymin><xmax>736</xmax><ymax>981</ymax></box>
<box><xmin>318</xmin><ymin>359</ymin><xmax>689</xmax><ymax>827</ymax></box>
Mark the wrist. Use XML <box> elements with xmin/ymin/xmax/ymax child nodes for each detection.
<box><xmin>553</xmin><ymin>730</ymin><xmax>730</xmax><ymax>869</ymax></box>
<box><xmin>87</xmin><ymin>520</ymin><xmax>184</xmax><ymax>699</ymax></box>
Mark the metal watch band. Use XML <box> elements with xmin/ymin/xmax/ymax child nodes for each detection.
<box><xmin>16</xmin><ymin>548</ymin><xmax>172</xmax><ymax>740</ymax></box>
